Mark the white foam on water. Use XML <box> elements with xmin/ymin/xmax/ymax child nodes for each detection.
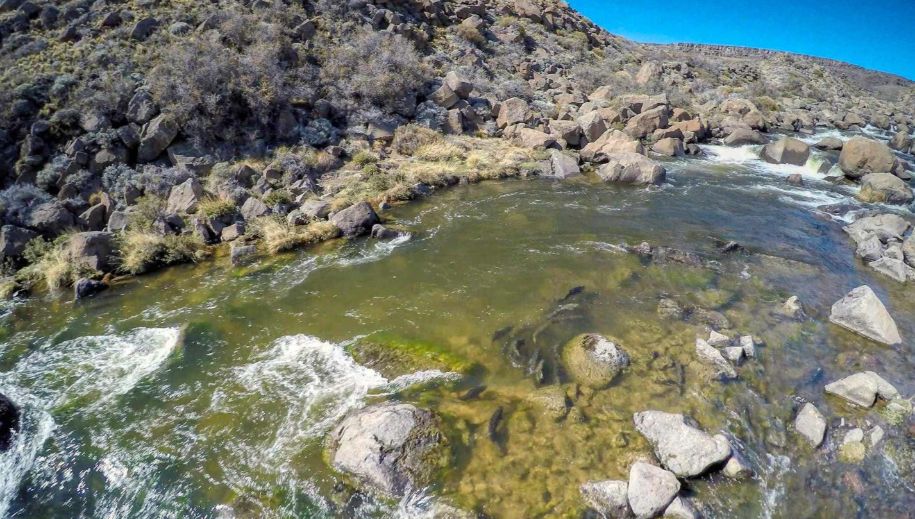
<box><xmin>8</xmin><ymin>327</ymin><xmax>181</xmax><ymax>412</ymax></box>
<box><xmin>380</xmin><ymin>370</ymin><xmax>462</xmax><ymax>394</ymax></box>
<box><xmin>0</xmin><ymin>391</ymin><xmax>55</xmax><ymax>518</ymax></box>
<box><xmin>335</xmin><ymin>232</ymin><xmax>412</xmax><ymax>268</ymax></box>
<box><xmin>760</xmin><ymin>453</ymin><xmax>793</xmax><ymax>519</ymax></box>
<box><xmin>700</xmin><ymin>144</ymin><xmax>763</xmax><ymax>164</ymax></box>
<box><xmin>797</xmin><ymin>128</ymin><xmax>845</xmax><ymax>145</ymax></box>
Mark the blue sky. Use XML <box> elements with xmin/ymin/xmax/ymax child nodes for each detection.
<box><xmin>567</xmin><ymin>0</ymin><xmax>915</xmax><ymax>80</ymax></box>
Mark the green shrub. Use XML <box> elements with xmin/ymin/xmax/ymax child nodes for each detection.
<box><xmin>262</xmin><ymin>190</ymin><xmax>292</xmax><ymax>207</ymax></box>
<box><xmin>351</xmin><ymin>151</ymin><xmax>379</xmax><ymax>167</ymax></box>
<box><xmin>198</xmin><ymin>197</ymin><xmax>237</xmax><ymax>218</ymax></box>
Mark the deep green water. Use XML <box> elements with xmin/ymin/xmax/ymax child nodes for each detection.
<box><xmin>0</xmin><ymin>132</ymin><xmax>913</xmax><ymax>518</ymax></box>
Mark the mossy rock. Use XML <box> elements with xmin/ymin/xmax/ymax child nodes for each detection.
<box><xmin>348</xmin><ymin>333</ymin><xmax>475</xmax><ymax>379</ymax></box>
<box><xmin>561</xmin><ymin>333</ymin><xmax>630</xmax><ymax>389</ymax></box>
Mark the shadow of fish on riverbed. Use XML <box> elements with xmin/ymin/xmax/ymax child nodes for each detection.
<box><xmin>492</xmin><ymin>286</ymin><xmax>596</xmax><ymax>386</ymax></box>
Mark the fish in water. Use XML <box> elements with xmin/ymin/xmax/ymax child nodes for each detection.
<box><xmin>460</xmin><ymin>385</ymin><xmax>487</xmax><ymax>401</ymax></box>
<box><xmin>488</xmin><ymin>406</ymin><xmax>504</xmax><ymax>442</ymax></box>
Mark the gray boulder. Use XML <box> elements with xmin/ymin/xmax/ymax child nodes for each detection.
<box><xmin>299</xmin><ymin>199</ymin><xmax>332</xmax><ymax>220</ymax></box>
<box><xmin>761</xmin><ymin>137</ymin><xmax>810</xmax><ymax>166</ymax></box>
<box><xmin>27</xmin><ymin>201</ymin><xmax>75</xmax><ymax>236</ymax></box>
<box><xmin>74</xmin><ymin>277</ymin><xmax>107</xmax><ymax>300</ymax></box>
<box><xmin>130</xmin><ymin>17</ymin><xmax>158</xmax><ymax>41</ymax></box>
<box><xmin>844</xmin><ymin>214</ymin><xmax>910</xmax><ymax>245</ymax></box>
<box><xmin>548</xmin><ymin>150</ymin><xmax>581</xmax><ymax>179</ymax></box>
<box><xmin>577</xmin><ymin>111</ymin><xmax>608</xmax><ymax>142</ymax></box>
<box><xmin>581</xmin><ymin>130</ymin><xmax>645</xmax><ymax>162</ymax></box>
<box><xmin>869</xmin><ymin>257</ymin><xmax>915</xmax><ymax>283</ymax></box>
<box><xmin>857</xmin><ymin>173</ymin><xmax>913</xmax><ymax>205</ymax></box>
<box><xmin>330</xmin><ymin>201</ymin><xmax>380</xmax><ymax>237</ymax></box>
<box><xmin>327</xmin><ymin>402</ymin><xmax>448</xmax><ymax>497</ymax></box>
<box><xmin>815</xmin><ymin>137</ymin><xmax>844</xmax><ymax>150</ymax></box>
<box><xmin>229</xmin><ymin>243</ymin><xmax>256</xmax><ymax>266</ymax></box>
<box><xmin>444</xmin><ymin>71</ymin><xmax>473</xmax><ymax>99</ymax></box>
<box><xmin>626</xmin><ymin>462</ymin><xmax>679</xmax><ymax>519</ymax></box>
<box><xmin>79</xmin><ymin>204</ymin><xmax>107</xmax><ymax>231</ymax></box>
<box><xmin>166</xmin><ymin>178</ymin><xmax>204</xmax><ymax>214</ymax></box>
<box><xmin>67</xmin><ymin>231</ymin><xmax>116</xmax><ymax>272</ymax></box>
<box><xmin>580</xmin><ymin>480</ymin><xmax>631</xmax><ymax>518</ymax></box>
<box><xmin>0</xmin><ymin>225</ymin><xmax>38</xmax><ymax>262</ymax></box>
<box><xmin>695</xmin><ymin>338</ymin><xmax>737</xmax><ymax>380</ymax></box>
<box><xmin>127</xmin><ymin>90</ymin><xmax>158</xmax><ymax>125</ymax></box>
<box><xmin>137</xmin><ymin>114</ymin><xmax>178</xmax><ymax>162</ymax></box>
<box><xmin>562</xmin><ymin>333</ymin><xmax>630</xmax><ymax>388</ymax></box>
<box><xmin>825</xmin><ymin>372</ymin><xmax>899</xmax><ymax>408</ymax></box>
<box><xmin>794</xmin><ymin>403</ymin><xmax>826</xmax><ymax>447</ymax></box>
<box><xmin>839</xmin><ymin>137</ymin><xmax>897</xmax><ymax>179</ymax></box>
<box><xmin>496</xmin><ymin>97</ymin><xmax>531</xmax><ymax>128</ymax></box>
<box><xmin>903</xmin><ymin>234</ymin><xmax>915</xmax><ymax>268</ymax></box>
<box><xmin>664</xmin><ymin>497</ymin><xmax>700</xmax><ymax>519</ymax></box>
<box><xmin>633</xmin><ymin>410</ymin><xmax>732</xmax><ymax>477</ymax></box>
<box><xmin>240</xmin><ymin>197</ymin><xmax>270</xmax><ymax>221</ymax></box>
<box><xmin>889</xmin><ymin>131</ymin><xmax>912</xmax><ymax>152</ymax></box>
<box><xmin>624</xmin><ymin>106</ymin><xmax>669</xmax><ymax>139</ymax></box>
<box><xmin>829</xmin><ymin>285</ymin><xmax>901</xmax><ymax>345</ymax></box>
<box><xmin>597</xmin><ymin>153</ymin><xmax>666</xmax><ymax>185</ymax></box>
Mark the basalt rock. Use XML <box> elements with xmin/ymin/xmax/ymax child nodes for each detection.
<box><xmin>839</xmin><ymin>137</ymin><xmax>897</xmax><ymax>179</ymax></box>
<box><xmin>597</xmin><ymin>153</ymin><xmax>666</xmax><ymax>185</ymax></box>
<box><xmin>562</xmin><ymin>333</ymin><xmax>630</xmax><ymax>388</ymax></box>
<box><xmin>829</xmin><ymin>285</ymin><xmax>901</xmax><ymax>345</ymax></box>
<box><xmin>330</xmin><ymin>201</ymin><xmax>379</xmax><ymax>237</ymax></box>
<box><xmin>633</xmin><ymin>410</ymin><xmax>732</xmax><ymax>477</ymax></box>
<box><xmin>761</xmin><ymin>137</ymin><xmax>810</xmax><ymax>166</ymax></box>
<box><xmin>0</xmin><ymin>392</ymin><xmax>20</xmax><ymax>452</ymax></box>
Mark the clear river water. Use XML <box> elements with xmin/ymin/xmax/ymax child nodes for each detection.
<box><xmin>0</xmin><ymin>128</ymin><xmax>913</xmax><ymax>518</ymax></box>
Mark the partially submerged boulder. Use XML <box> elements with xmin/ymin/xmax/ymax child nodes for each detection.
<box><xmin>761</xmin><ymin>137</ymin><xmax>810</xmax><ymax>166</ymax></box>
<box><xmin>829</xmin><ymin>285</ymin><xmax>901</xmax><ymax>345</ymax></box>
<box><xmin>580</xmin><ymin>480</ymin><xmax>630</xmax><ymax>518</ymax></box>
<box><xmin>580</xmin><ymin>130</ymin><xmax>644</xmax><ymax>162</ymax></box>
<box><xmin>327</xmin><ymin>402</ymin><xmax>448</xmax><ymax>497</ymax></box>
<box><xmin>626</xmin><ymin>462</ymin><xmax>680</xmax><ymax>519</ymax></box>
<box><xmin>0</xmin><ymin>392</ymin><xmax>20</xmax><ymax>452</ymax></box>
<box><xmin>562</xmin><ymin>333</ymin><xmax>630</xmax><ymax>388</ymax></box>
<box><xmin>330</xmin><ymin>201</ymin><xmax>380</xmax><ymax>237</ymax></box>
<box><xmin>857</xmin><ymin>173</ymin><xmax>913</xmax><ymax>205</ymax></box>
<box><xmin>633</xmin><ymin>410</ymin><xmax>732</xmax><ymax>477</ymax></box>
<box><xmin>794</xmin><ymin>402</ymin><xmax>826</xmax><ymax>447</ymax></box>
<box><xmin>67</xmin><ymin>231</ymin><xmax>116</xmax><ymax>272</ymax></box>
<box><xmin>548</xmin><ymin>150</ymin><xmax>581</xmax><ymax>179</ymax></box>
<box><xmin>723</xmin><ymin>128</ymin><xmax>765</xmax><ymax>146</ymax></box>
<box><xmin>825</xmin><ymin>372</ymin><xmax>899</xmax><ymax>408</ymax></box>
<box><xmin>597</xmin><ymin>153</ymin><xmax>666</xmax><ymax>185</ymax></box>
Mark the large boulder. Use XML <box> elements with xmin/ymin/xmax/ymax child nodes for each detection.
<box><xmin>624</xmin><ymin>106</ymin><xmax>669</xmax><ymax>139</ymax></box>
<box><xmin>723</xmin><ymin>128</ymin><xmax>765</xmax><ymax>146</ymax></box>
<box><xmin>815</xmin><ymin>137</ymin><xmax>844</xmax><ymax>151</ymax></box>
<box><xmin>761</xmin><ymin>137</ymin><xmax>810</xmax><ymax>166</ymax></box>
<box><xmin>829</xmin><ymin>285</ymin><xmax>901</xmax><ymax>345</ymax></box>
<box><xmin>597</xmin><ymin>153</ymin><xmax>666</xmax><ymax>185</ymax></box>
<box><xmin>548</xmin><ymin>119</ymin><xmax>582</xmax><ymax>147</ymax></box>
<box><xmin>240</xmin><ymin>197</ymin><xmax>270</xmax><ymax>221</ymax></box>
<box><xmin>562</xmin><ymin>333</ymin><xmax>630</xmax><ymax>388</ymax></box>
<box><xmin>27</xmin><ymin>201</ymin><xmax>75</xmax><ymax>236</ymax></box>
<box><xmin>0</xmin><ymin>392</ymin><xmax>20</xmax><ymax>452</ymax></box>
<box><xmin>577</xmin><ymin>111</ymin><xmax>608</xmax><ymax>142</ymax></box>
<box><xmin>330</xmin><ymin>201</ymin><xmax>380</xmax><ymax>237</ymax></box>
<box><xmin>580</xmin><ymin>130</ymin><xmax>644</xmax><ymax>162</ymax></box>
<box><xmin>166</xmin><ymin>178</ymin><xmax>204</xmax><ymax>214</ymax></box>
<box><xmin>137</xmin><ymin>114</ymin><xmax>178</xmax><ymax>162</ymax></box>
<box><xmin>857</xmin><ymin>173</ymin><xmax>913</xmax><ymax>205</ymax></box>
<box><xmin>651</xmin><ymin>137</ymin><xmax>684</xmax><ymax>157</ymax></box>
<box><xmin>626</xmin><ymin>462</ymin><xmax>679</xmax><ymax>519</ymax></box>
<box><xmin>580</xmin><ymin>480</ymin><xmax>631</xmax><ymax>518</ymax></box>
<box><xmin>444</xmin><ymin>71</ymin><xmax>473</xmax><ymax>99</ymax></box>
<box><xmin>903</xmin><ymin>234</ymin><xmax>915</xmax><ymax>268</ymax></box>
<box><xmin>794</xmin><ymin>403</ymin><xmax>826</xmax><ymax>447</ymax></box>
<box><xmin>633</xmin><ymin>410</ymin><xmax>732</xmax><ymax>477</ymax></box>
<box><xmin>327</xmin><ymin>402</ymin><xmax>448</xmax><ymax>497</ymax></box>
<box><xmin>548</xmin><ymin>150</ymin><xmax>581</xmax><ymax>179</ymax></box>
<box><xmin>0</xmin><ymin>225</ymin><xmax>38</xmax><ymax>263</ymax></box>
<box><xmin>67</xmin><ymin>231</ymin><xmax>116</xmax><ymax>272</ymax></box>
<box><xmin>514</xmin><ymin>128</ymin><xmax>557</xmax><ymax>149</ymax></box>
<box><xmin>825</xmin><ymin>371</ymin><xmax>899</xmax><ymax>408</ymax></box>
<box><xmin>496</xmin><ymin>97</ymin><xmax>531</xmax><ymax>128</ymax></box>
<box><xmin>839</xmin><ymin>137</ymin><xmax>897</xmax><ymax>179</ymax></box>
<box><xmin>635</xmin><ymin>61</ymin><xmax>662</xmax><ymax>85</ymax></box>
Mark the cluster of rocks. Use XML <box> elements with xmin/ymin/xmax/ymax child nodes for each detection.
<box><xmin>694</xmin><ymin>330</ymin><xmax>758</xmax><ymax>381</ymax></box>
<box><xmin>843</xmin><ymin>214</ymin><xmax>915</xmax><ymax>284</ymax></box>
<box><xmin>581</xmin><ymin>410</ymin><xmax>752</xmax><ymax>518</ymax></box>
<box><xmin>839</xmin><ymin>137</ymin><xmax>914</xmax><ymax>205</ymax></box>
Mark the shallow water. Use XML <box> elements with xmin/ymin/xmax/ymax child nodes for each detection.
<box><xmin>1</xmin><ymin>129</ymin><xmax>914</xmax><ymax>518</ymax></box>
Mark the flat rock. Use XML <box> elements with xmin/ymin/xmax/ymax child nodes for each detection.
<box><xmin>633</xmin><ymin>410</ymin><xmax>732</xmax><ymax>477</ymax></box>
<box><xmin>328</xmin><ymin>402</ymin><xmax>447</xmax><ymax>497</ymax></box>
<box><xmin>795</xmin><ymin>402</ymin><xmax>826</xmax><ymax>447</ymax></box>
<box><xmin>829</xmin><ymin>285</ymin><xmax>901</xmax><ymax>345</ymax></box>
<box><xmin>627</xmin><ymin>462</ymin><xmax>680</xmax><ymax>518</ymax></box>
<box><xmin>825</xmin><ymin>371</ymin><xmax>899</xmax><ymax>408</ymax></box>
<box><xmin>844</xmin><ymin>214</ymin><xmax>910</xmax><ymax>245</ymax></box>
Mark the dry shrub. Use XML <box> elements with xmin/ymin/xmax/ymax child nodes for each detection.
<box><xmin>392</xmin><ymin>124</ymin><xmax>443</xmax><ymax>156</ymax></box>
<box><xmin>119</xmin><ymin>231</ymin><xmax>201</xmax><ymax>274</ymax></box>
<box><xmin>413</xmin><ymin>142</ymin><xmax>466</xmax><ymax>162</ymax></box>
<box><xmin>253</xmin><ymin>217</ymin><xmax>340</xmax><ymax>255</ymax></box>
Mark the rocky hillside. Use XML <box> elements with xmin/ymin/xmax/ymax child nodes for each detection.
<box><xmin>0</xmin><ymin>0</ymin><xmax>913</xmax><ymax>299</ymax></box>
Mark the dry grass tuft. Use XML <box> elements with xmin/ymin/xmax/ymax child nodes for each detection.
<box><xmin>119</xmin><ymin>231</ymin><xmax>202</xmax><ymax>274</ymax></box>
<box><xmin>253</xmin><ymin>217</ymin><xmax>341</xmax><ymax>255</ymax></box>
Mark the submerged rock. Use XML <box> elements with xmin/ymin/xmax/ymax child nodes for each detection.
<box><xmin>824</xmin><ymin>371</ymin><xmax>899</xmax><ymax>408</ymax></box>
<box><xmin>0</xmin><ymin>392</ymin><xmax>20</xmax><ymax>452</ymax></box>
<box><xmin>633</xmin><ymin>410</ymin><xmax>731</xmax><ymax>477</ymax></box>
<box><xmin>844</xmin><ymin>214</ymin><xmax>910</xmax><ymax>245</ymax></box>
<box><xmin>857</xmin><ymin>173</ymin><xmax>914</xmax><ymax>205</ymax></box>
<box><xmin>562</xmin><ymin>333</ymin><xmax>630</xmax><ymax>388</ymax></box>
<box><xmin>794</xmin><ymin>402</ymin><xmax>826</xmax><ymax>447</ymax></box>
<box><xmin>627</xmin><ymin>462</ymin><xmax>680</xmax><ymax>519</ymax></box>
<box><xmin>327</xmin><ymin>402</ymin><xmax>448</xmax><ymax>497</ymax></box>
<box><xmin>580</xmin><ymin>479</ymin><xmax>631</xmax><ymax>518</ymax></box>
<box><xmin>829</xmin><ymin>285</ymin><xmax>901</xmax><ymax>345</ymax></box>
<box><xmin>722</xmin><ymin>449</ymin><xmax>754</xmax><ymax>479</ymax></box>
<box><xmin>664</xmin><ymin>496</ymin><xmax>700</xmax><ymax>519</ymax></box>
<box><xmin>73</xmin><ymin>277</ymin><xmax>107</xmax><ymax>300</ymax></box>
<box><xmin>695</xmin><ymin>338</ymin><xmax>737</xmax><ymax>381</ymax></box>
